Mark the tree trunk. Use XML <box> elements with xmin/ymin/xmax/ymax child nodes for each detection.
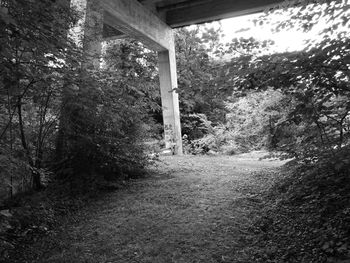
<box><xmin>17</xmin><ymin>96</ymin><xmax>42</xmax><ymax>190</ymax></box>
<box><xmin>32</xmin><ymin>172</ymin><xmax>41</xmax><ymax>191</ymax></box>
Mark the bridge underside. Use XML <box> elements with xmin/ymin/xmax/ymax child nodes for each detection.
<box><xmin>138</xmin><ymin>0</ymin><xmax>285</xmax><ymax>28</ymax></box>
<box><xmin>74</xmin><ymin>0</ymin><xmax>285</xmax><ymax>154</ymax></box>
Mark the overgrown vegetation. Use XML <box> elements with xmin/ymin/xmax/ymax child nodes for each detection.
<box><xmin>0</xmin><ymin>0</ymin><xmax>159</xmax><ymax>197</ymax></box>
<box><xmin>175</xmin><ymin>1</ymin><xmax>350</xmax><ymax>161</ymax></box>
<box><xmin>230</xmin><ymin>1</ymin><xmax>350</xmax><ymax>262</ymax></box>
<box><xmin>235</xmin><ymin>151</ymin><xmax>350</xmax><ymax>263</ymax></box>
<box><xmin>0</xmin><ymin>0</ymin><xmax>159</xmax><ymax>259</ymax></box>
<box><xmin>1</xmin><ymin>0</ymin><xmax>350</xmax><ymax>262</ymax></box>
<box><xmin>174</xmin><ymin>1</ymin><xmax>350</xmax><ymax>261</ymax></box>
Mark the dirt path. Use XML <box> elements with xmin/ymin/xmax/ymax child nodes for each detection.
<box><xmin>30</xmin><ymin>153</ymin><xmax>285</xmax><ymax>263</ymax></box>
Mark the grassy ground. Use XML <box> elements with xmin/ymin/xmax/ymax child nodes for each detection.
<box><xmin>11</xmin><ymin>152</ymin><xmax>286</xmax><ymax>263</ymax></box>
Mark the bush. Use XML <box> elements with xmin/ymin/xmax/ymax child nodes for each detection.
<box><xmin>0</xmin><ymin>153</ymin><xmax>32</xmax><ymax>204</ymax></box>
<box><xmin>245</xmin><ymin>148</ymin><xmax>350</xmax><ymax>262</ymax></box>
<box><xmin>55</xmin><ymin>72</ymin><xmax>155</xmax><ymax>184</ymax></box>
<box><xmin>181</xmin><ymin>113</ymin><xmax>212</xmax><ymax>141</ymax></box>
<box><xmin>224</xmin><ymin>89</ymin><xmax>292</xmax><ymax>153</ymax></box>
<box><xmin>187</xmin><ymin>125</ymin><xmax>226</xmax><ymax>154</ymax></box>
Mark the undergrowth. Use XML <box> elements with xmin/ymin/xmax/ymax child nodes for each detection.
<box><xmin>0</xmin><ymin>166</ymin><xmax>151</xmax><ymax>262</ymax></box>
<box><xmin>240</xmin><ymin>157</ymin><xmax>350</xmax><ymax>263</ymax></box>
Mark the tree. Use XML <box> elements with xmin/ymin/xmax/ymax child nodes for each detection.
<box><xmin>0</xmin><ymin>0</ymin><xmax>159</xmax><ymax>194</ymax></box>
<box><xmin>0</xmin><ymin>0</ymin><xmax>79</xmax><ymax>190</ymax></box>
<box><xmin>174</xmin><ymin>25</ymin><xmax>234</xmax><ymax>144</ymax></box>
<box><xmin>225</xmin><ymin>0</ymin><xmax>350</xmax><ymax>161</ymax></box>
<box><xmin>225</xmin><ymin>89</ymin><xmax>293</xmax><ymax>150</ymax></box>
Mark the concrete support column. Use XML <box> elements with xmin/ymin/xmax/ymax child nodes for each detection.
<box><xmin>70</xmin><ymin>0</ymin><xmax>103</xmax><ymax>69</ymax></box>
<box><xmin>56</xmin><ymin>0</ymin><xmax>103</xmax><ymax>160</ymax></box>
<box><xmin>158</xmin><ymin>38</ymin><xmax>183</xmax><ymax>155</ymax></box>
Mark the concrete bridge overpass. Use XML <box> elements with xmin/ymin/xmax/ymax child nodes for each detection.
<box><xmin>73</xmin><ymin>0</ymin><xmax>287</xmax><ymax>154</ymax></box>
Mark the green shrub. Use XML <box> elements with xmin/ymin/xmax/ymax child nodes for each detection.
<box><xmin>0</xmin><ymin>153</ymin><xmax>31</xmax><ymax>203</ymax></box>
<box><xmin>181</xmin><ymin>113</ymin><xmax>212</xmax><ymax>141</ymax></box>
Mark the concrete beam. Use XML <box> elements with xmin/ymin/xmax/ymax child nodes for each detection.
<box><xmin>100</xmin><ymin>0</ymin><xmax>173</xmax><ymax>51</ymax></box>
<box><xmin>102</xmin><ymin>23</ymin><xmax>126</xmax><ymax>40</ymax></box>
<box><xmin>102</xmin><ymin>34</ymin><xmax>127</xmax><ymax>42</ymax></box>
<box><xmin>164</xmin><ymin>0</ymin><xmax>284</xmax><ymax>27</ymax></box>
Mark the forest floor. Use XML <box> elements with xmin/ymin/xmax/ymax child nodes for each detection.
<box><xmin>9</xmin><ymin>152</ymin><xmax>288</xmax><ymax>263</ymax></box>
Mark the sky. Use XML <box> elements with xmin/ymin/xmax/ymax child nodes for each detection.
<box><xmin>220</xmin><ymin>13</ymin><xmax>310</xmax><ymax>52</ymax></box>
<box><xmin>218</xmin><ymin>0</ymin><xmax>350</xmax><ymax>54</ymax></box>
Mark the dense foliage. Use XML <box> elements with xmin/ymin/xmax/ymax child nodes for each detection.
<box><xmin>172</xmin><ymin>6</ymin><xmax>350</xmax><ymax>261</ymax></box>
<box><xmin>0</xmin><ymin>0</ymin><xmax>79</xmax><ymax>193</ymax></box>
<box><xmin>227</xmin><ymin>0</ymin><xmax>350</xmax><ymax>162</ymax></box>
<box><xmin>175</xmin><ymin>26</ymin><xmax>229</xmax><ymax>132</ymax></box>
<box><xmin>227</xmin><ymin>2</ymin><xmax>350</xmax><ymax>262</ymax></box>
<box><xmin>0</xmin><ymin>1</ymin><xmax>161</xmax><ymax>259</ymax></box>
<box><xmin>177</xmin><ymin>0</ymin><xmax>350</xmax><ymax>161</ymax></box>
<box><xmin>0</xmin><ymin>0</ymin><xmax>158</xmax><ymax>200</ymax></box>
<box><xmin>1</xmin><ymin>0</ymin><xmax>350</xmax><ymax>261</ymax></box>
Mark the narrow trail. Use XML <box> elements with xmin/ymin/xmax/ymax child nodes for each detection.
<box><xmin>31</xmin><ymin>153</ymin><xmax>285</xmax><ymax>263</ymax></box>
